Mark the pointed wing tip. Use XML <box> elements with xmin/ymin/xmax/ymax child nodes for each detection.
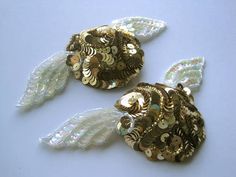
<box><xmin>39</xmin><ymin>136</ymin><xmax>62</xmax><ymax>149</ymax></box>
<box><xmin>155</xmin><ymin>19</ymin><xmax>167</xmax><ymax>28</ymax></box>
<box><xmin>39</xmin><ymin>137</ymin><xmax>48</xmax><ymax>144</ymax></box>
<box><xmin>16</xmin><ymin>99</ymin><xmax>39</xmax><ymax>111</ymax></box>
<box><xmin>192</xmin><ymin>56</ymin><xmax>206</xmax><ymax>67</ymax></box>
<box><xmin>39</xmin><ymin>137</ymin><xmax>57</xmax><ymax>147</ymax></box>
<box><xmin>16</xmin><ymin>101</ymin><xmax>30</xmax><ymax>111</ymax></box>
<box><xmin>200</xmin><ymin>56</ymin><xmax>205</xmax><ymax>65</ymax></box>
<box><xmin>16</xmin><ymin>102</ymin><xmax>23</xmax><ymax>108</ymax></box>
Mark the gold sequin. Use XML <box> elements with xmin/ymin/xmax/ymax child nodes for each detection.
<box><xmin>117</xmin><ymin>61</ymin><xmax>126</xmax><ymax>70</ymax></box>
<box><xmin>82</xmin><ymin>69</ymin><xmax>91</xmax><ymax>77</ymax></box>
<box><xmin>166</xmin><ymin>114</ymin><xmax>176</xmax><ymax>125</ymax></box>
<box><xmin>74</xmin><ymin>71</ymin><xmax>81</xmax><ymax>79</ymax></box>
<box><xmin>129</xmin><ymin>48</ymin><xmax>137</xmax><ymax>55</ymax></box>
<box><xmin>145</xmin><ymin>148</ymin><xmax>152</xmax><ymax>157</ymax></box>
<box><xmin>160</xmin><ymin>133</ymin><xmax>169</xmax><ymax>142</ymax></box>
<box><xmin>89</xmin><ymin>77</ymin><xmax>97</xmax><ymax>86</ymax></box>
<box><xmin>116</xmin><ymin>116</ymin><xmax>134</xmax><ymax>136</ymax></box>
<box><xmin>70</xmin><ymin>55</ymin><xmax>80</xmax><ymax>64</ymax></box>
<box><xmin>170</xmin><ymin>135</ymin><xmax>183</xmax><ymax>151</ymax></box>
<box><xmin>158</xmin><ymin>119</ymin><xmax>168</xmax><ymax>129</ymax></box>
<box><xmin>111</xmin><ymin>46</ymin><xmax>118</xmax><ymax>54</ymax></box>
<box><xmin>82</xmin><ymin>77</ymin><xmax>89</xmax><ymax>84</ymax></box>
<box><xmin>193</xmin><ymin>124</ymin><xmax>198</xmax><ymax>131</ymax></box>
<box><xmin>105</xmin><ymin>47</ymin><xmax>110</xmax><ymax>53</ymax></box>
<box><xmin>72</xmin><ymin>63</ymin><xmax>81</xmax><ymax>71</ymax></box>
<box><xmin>127</xmin><ymin>43</ymin><xmax>135</xmax><ymax>49</ymax></box>
<box><xmin>118</xmin><ymin>92</ymin><xmax>145</xmax><ymax>108</ymax></box>
<box><xmin>157</xmin><ymin>153</ymin><xmax>165</xmax><ymax>160</ymax></box>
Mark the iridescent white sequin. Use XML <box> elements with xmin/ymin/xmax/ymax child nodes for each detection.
<box><xmin>40</xmin><ymin>108</ymin><xmax>124</xmax><ymax>149</ymax></box>
<box><xmin>17</xmin><ymin>51</ymin><xmax>72</xmax><ymax>110</ymax></box>
<box><xmin>163</xmin><ymin>57</ymin><xmax>205</xmax><ymax>90</ymax></box>
<box><xmin>111</xmin><ymin>16</ymin><xmax>166</xmax><ymax>43</ymax></box>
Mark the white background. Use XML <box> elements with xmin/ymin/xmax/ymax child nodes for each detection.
<box><xmin>1</xmin><ymin>0</ymin><xmax>236</xmax><ymax>177</ymax></box>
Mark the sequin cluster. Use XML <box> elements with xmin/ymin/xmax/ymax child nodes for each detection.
<box><xmin>115</xmin><ymin>83</ymin><xmax>205</xmax><ymax>162</ymax></box>
<box><xmin>66</xmin><ymin>26</ymin><xmax>144</xmax><ymax>89</ymax></box>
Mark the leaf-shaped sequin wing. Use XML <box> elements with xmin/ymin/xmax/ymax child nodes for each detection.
<box><xmin>163</xmin><ymin>57</ymin><xmax>205</xmax><ymax>90</ymax></box>
<box><xmin>40</xmin><ymin>108</ymin><xmax>124</xmax><ymax>149</ymax></box>
<box><xmin>111</xmin><ymin>16</ymin><xmax>166</xmax><ymax>43</ymax></box>
<box><xmin>17</xmin><ymin>51</ymin><xmax>72</xmax><ymax>110</ymax></box>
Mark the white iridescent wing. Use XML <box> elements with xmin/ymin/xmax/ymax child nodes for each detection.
<box><xmin>40</xmin><ymin>108</ymin><xmax>124</xmax><ymax>149</ymax></box>
<box><xmin>111</xmin><ymin>16</ymin><xmax>166</xmax><ymax>43</ymax></box>
<box><xmin>163</xmin><ymin>57</ymin><xmax>205</xmax><ymax>90</ymax></box>
<box><xmin>17</xmin><ymin>51</ymin><xmax>72</xmax><ymax>110</ymax></box>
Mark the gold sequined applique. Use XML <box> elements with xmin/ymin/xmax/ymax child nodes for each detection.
<box><xmin>115</xmin><ymin>83</ymin><xmax>205</xmax><ymax>162</ymax></box>
<box><xmin>66</xmin><ymin>26</ymin><xmax>144</xmax><ymax>89</ymax></box>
